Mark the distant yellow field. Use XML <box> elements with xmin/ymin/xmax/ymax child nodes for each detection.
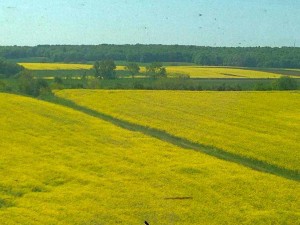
<box><xmin>19</xmin><ymin>63</ymin><xmax>130</xmax><ymax>71</ymax></box>
<box><xmin>19</xmin><ymin>63</ymin><xmax>128</xmax><ymax>71</ymax></box>
<box><xmin>19</xmin><ymin>63</ymin><xmax>298</xmax><ymax>78</ymax></box>
<box><xmin>19</xmin><ymin>63</ymin><xmax>93</xmax><ymax>70</ymax></box>
<box><xmin>0</xmin><ymin>93</ymin><xmax>299</xmax><ymax>224</ymax></box>
<box><xmin>166</xmin><ymin>66</ymin><xmax>283</xmax><ymax>78</ymax></box>
<box><xmin>57</xmin><ymin>90</ymin><xmax>300</xmax><ymax>172</ymax></box>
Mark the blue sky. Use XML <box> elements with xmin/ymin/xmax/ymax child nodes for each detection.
<box><xmin>0</xmin><ymin>0</ymin><xmax>299</xmax><ymax>46</ymax></box>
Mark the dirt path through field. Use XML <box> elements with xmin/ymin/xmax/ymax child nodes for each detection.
<box><xmin>43</xmin><ymin>95</ymin><xmax>299</xmax><ymax>182</ymax></box>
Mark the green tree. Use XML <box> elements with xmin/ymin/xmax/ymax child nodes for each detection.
<box><xmin>18</xmin><ymin>71</ymin><xmax>51</xmax><ymax>96</ymax></box>
<box><xmin>0</xmin><ymin>59</ymin><xmax>24</xmax><ymax>78</ymax></box>
<box><xmin>93</xmin><ymin>61</ymin><xmax>100</xmax><ymax>77</ymax></box>
<box><xmin>93</xmin><ymin>60</ymin><xmax>116</xmax><ymax>79</ymax></box>
<box><xmin>145</xmin><ymin>62</ymin><xmax>167</xmax><ymax>78</ymax></box>
<box><xmin>0</xmin><ymin>81</ymin><xmax>6</xmax><ymax>91</ymax></box>
<box><xmin>125</xmin><ymin>63</ymin><xmax>140</xmax><ymax>78</ymax></box>
<box><xmin>54</xmin><ymin>76</ymin><xmax>63</xmax><ymax>84</ymax></box>
<box><xmin>272</xmin><ymin>76</ymin><xmax>298</xmax><ymax>90</ymax></box>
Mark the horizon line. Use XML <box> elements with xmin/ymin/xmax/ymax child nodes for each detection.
<box><xmin>0</xmin><ymin>44</ymin><xmax>299</xmax><ymax>48</ymax></box>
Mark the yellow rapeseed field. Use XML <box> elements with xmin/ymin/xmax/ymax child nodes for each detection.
<box><xmin>19</xmin><ymin>63</ymin><xmax>126</xmax><ymax>71</ymax></box>
<box><xmin>0</xmin><ymin>93</ymin><xmax>299</xmax><ymax>224</ymax></box>
<box><xmin>19</xmin><ymin>63</ymin><xmax>93</xmax><ymax>70</ymax></box>
<box><xmin>19</xmin><ymin>63</ymin><xmax>298</xmax><ymax>78</ymax></box>
<box><xmin>19</xmin><ymin>63</ymin><xmax>134</xmax><ymax>73</ymax></box>
<box><xmin>56</xmin><ymin>90</ymin><xmax>300</xmax><ymax>172</ymax></box>
<box><xmin>166</xmin><ymin>66</ymin><xmax>285</xmax><ymax>78</ymax></box>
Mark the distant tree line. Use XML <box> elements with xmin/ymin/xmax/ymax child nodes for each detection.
<box><xmin>1</xmin><ymin>45</ymin><xmax>300</xmax><ymax>68</ymax></box>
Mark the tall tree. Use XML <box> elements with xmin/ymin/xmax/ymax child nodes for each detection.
<box><xmin>93</xmin><ymin>60</ymin><xmax>116</xmax><ymax>79</ymax></box>
<box><xmin>146</xmin><ymin>62</ymin><xmax>167</xmax><ymax>78</ymax></box>
<box><xmin>125</xmin><ymin>63</ymin><xmax>140</xmax><ymax>78</ymax></box>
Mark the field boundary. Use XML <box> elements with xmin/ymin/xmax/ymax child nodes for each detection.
<box><xmin>43</xmin><ymin>95</ymin><xmax>299</xmax><ymax>182</ymax></box>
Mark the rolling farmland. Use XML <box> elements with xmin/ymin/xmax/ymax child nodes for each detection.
<box><xmin>56</xmin><ymin>90</ymin><xmax>300</xmax><ymax>173</ymax></box>
<box><xmin>2</xmin><ymin>2</ymin><xmax>300</xmax><ymax>224</ymax></box>
<box><xmin>18</xmin><ymin>63</ymin><xmax>93</xmax><ymax>70</ymax></box>
<box><xmin>19</xmin><ymin>63</ymin><xmax>124</xmax><ymax>71</ymax></box>
<box><xmin>166</xmin><ymin>66</ymin><xmax>283</xmax><ymax>78</ymax></box>
<box><xmin>19</xmin><ymin>63</ymin><xmax>300</xmax><ymax>79</ymax></box>
<box><xmin>0</xmin><ymin>93</ymin><xmax>299</xmax><ymax>224</ymax></box>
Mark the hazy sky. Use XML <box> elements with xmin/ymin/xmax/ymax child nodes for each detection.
<box><xmin>0</xmin><ymin>0</ymin><xmax>299</xmax><ymax>46</ymax></box>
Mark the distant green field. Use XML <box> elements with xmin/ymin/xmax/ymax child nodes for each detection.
<box><xmin>0</xmin><ymin>93</ymin><xmax>299</xmax><ymax>224</ymax></box>
<box><xmin>30</xmin><ymin>70</ymin><xmax>93</xmax><ymax>78</ymax></box>
<box><xmin>244</xmin><ymin>67</ymin><xmax>300</xmax><ymax>77</ymax></box>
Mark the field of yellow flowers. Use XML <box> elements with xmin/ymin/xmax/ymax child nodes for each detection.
<box><xmin>19</xmin><ymin>63</ymin><xmax>125</xmax><ymax>71</ymax></box>
<box><xmin>19</xmin><ymin>63</ymin><xmax>297</xmax><ymax>78</ymax></box>
<box><xmin>166</xmin><ymin>66</ymin><xmax>284</xmax><ymax>78</ymax></box>
<box><xmin>56</xmin><ymin>90</ymin><xmax>300</xmax><ymax>173</ymax></box>
<box><xmin>0</xmin><ymin>93</ymin><xmax>299</xmax><ymax>224</ymax></box>
<box><xmin>19</xmin><ymin>63</ymin><xmax>93</xmax><ymax>70</ymax></box>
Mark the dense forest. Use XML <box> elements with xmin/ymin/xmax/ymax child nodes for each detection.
<box><xmin>0</xmin><ymin>45</ymin><xmax>300</xmax><ymax>68</ymax></box>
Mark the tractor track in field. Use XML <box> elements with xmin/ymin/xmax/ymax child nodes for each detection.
<box><xmin>44</xmin><ymin>95</ymin><xmax>299</xmax><ymax>182</ymax></box>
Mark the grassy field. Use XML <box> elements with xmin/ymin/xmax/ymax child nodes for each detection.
<box><xmin>56</xmin><ymin>90</ymin><xmax>300</xmax><ymax>173</ymax></box>
<box><xmin>19</xmin><ymin>63</ymin><xmax>300</xmax><ymax>79</ymax></box>
<box><xmin>245</xmin><ymin>68</ymin><xmax>300</xmax><ymax>77</ymax></box>
<box><xmin>71</xmin><ymin>78</ymin><xmax>286</xmax><ymax>91</ymax></box>
<box><xmin>0</xmin><ymin>93</ymin><xmax>299</xmax><ymax>224</ymax></box>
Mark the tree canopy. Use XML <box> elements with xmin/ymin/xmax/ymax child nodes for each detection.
<box><xmin>1</xmin><ymin>45</ymin><xmax>300</xmax><ymax>68</ymax></box>
<box><xmin>125</xmin><ymin>63</ymin><xmax>140</xmax><ymax>78</ymax></box>
<box><xmin>146</xmin><ymin>62</ymin><xmax>167</xmax><ymax>78</ymax></box>
<box><xmin>93</xmin><ymin>60</ymin><xmax>116</xmax><ymax>79</ymax></box>
<box><xmin>0</xmin><ymin>59</ymin><xmax>24</xmax><ymax>77</ymax></box>
<box><xmin>18</xmin><ymin>71</ymin><xmax>51</xmax><ymax>96</ymax></box>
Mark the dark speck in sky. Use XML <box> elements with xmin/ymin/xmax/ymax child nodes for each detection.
<box><xmin>0</xmin><ymin>1</ymin><xmax>299</xmax><ymax>46</ymax></box>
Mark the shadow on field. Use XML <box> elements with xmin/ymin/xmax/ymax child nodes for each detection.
<box><xmin>42</xmin><ymin>95</ymin><xmax>299</xmax><ymax>182</ymax></box>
